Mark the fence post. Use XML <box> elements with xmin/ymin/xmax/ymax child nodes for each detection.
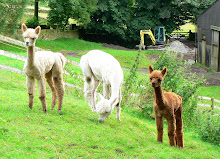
<box><xmin>211</xmin><ymin>97</ymin><xmax>214</xmax><ymax>110</ymax></box>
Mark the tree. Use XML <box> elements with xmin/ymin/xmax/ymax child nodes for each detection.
<box><xmin>85</xmin><ymin>0</ymin><xmax>216</xmax><ymax>48</ymax></box>
<box><xmin>0</xmin><ymin>0</ymin><xmax>27</xmax><ymax>34</ymax></box>
<box><xmin>47</xmin><ymin>0</ymin><xmax>98</xmax><ymax>30</ymax></box>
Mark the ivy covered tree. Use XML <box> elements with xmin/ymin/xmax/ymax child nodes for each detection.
<box><xmin>0</xmin><ymin>0</ymin><xmax>27</xmax><ymax>34</ymax></box>
<box><xmin>47</xmin><ymin>0</ymin><xmax>98</xmax><ymax>30</ymax></box>
<box><xmin>85</xmin><ymin>0</ymin><xmax>216</xmax><ymax>47</ymax></box>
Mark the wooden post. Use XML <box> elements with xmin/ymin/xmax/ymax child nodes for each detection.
<box><xmin>34</xmin><ymin>0</ymin><xmax>39</xmax><ymax>20</ymax></box>
<box><xmin>211</xmin><ymin>97</ymin><xmax>214</xmax><ymax>110</ymax></box>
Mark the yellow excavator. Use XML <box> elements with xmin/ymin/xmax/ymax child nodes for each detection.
<box><xmin>140</xmin><ymin>26</ymin><xmax>166</xmax><ymax>49</ymax></box>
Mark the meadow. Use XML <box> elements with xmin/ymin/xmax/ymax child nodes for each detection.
<box><xmin>0</xmin><ymin>38</ymin><xmax>220</xmax><ymax>158</ymax></box>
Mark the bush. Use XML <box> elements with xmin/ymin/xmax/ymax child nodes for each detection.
<box><xmin>26</xmin><ymin>17</ymin><xmax>40</xmax><ymax>28</ymax></box>
<box><xmin>122</xmin><ymin>50</ymin><xmax>155</xmax><ymax>117</ymax></box>
<box><xmin>196</xmin><ymin>108</ymin><xmax>220</xmax><ymax>146</ymax></box>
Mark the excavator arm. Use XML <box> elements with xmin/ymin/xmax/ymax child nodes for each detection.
<box><xmin>140</xmin><ymin>30</ymin><xmax>156</xmax><ymax>48</ymax></box>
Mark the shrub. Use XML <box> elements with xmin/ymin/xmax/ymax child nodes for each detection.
<box><xmin>26</xmin><ymin>17</ymin><xmax>40</xmax><ymax>28</ymax></box>
<box><xmin>122</xmin><ymin>50</ymin><xmax>155</xmax><ymax>117</ymax></box>
<box><xmin>196</xmin><ymin>108</ymin><xmax>220</xmax><ymax>146</ymax></box>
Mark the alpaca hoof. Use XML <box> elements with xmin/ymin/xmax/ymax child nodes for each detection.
<box><xmin>98</xmin><ymin>119</ymin><xmax>105</xmax><ymax>123</ymax></box>
<box><xmin>57</xmin><ymin>110</ymin><xmax>64</xmax><ymax>115</ymax></box>
<box><xmin>117</xmin><ymin>118</ymin><xmax>121</xmax><ymax>121</ymax></box>
<box><xmin>91</xmin><ymin>108</ymin><xmax>96</xmax><ymax>112</ymax></box>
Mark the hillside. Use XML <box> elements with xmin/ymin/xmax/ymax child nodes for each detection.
<box><xmin>0</xmin><ymin>70</ymin><xmax>219</xmax><ymax>158</ymax></box>
<box><xmin>0</xmin><ymin>38</ymin><xmax>219</xmax><ymax>158</ymax></box>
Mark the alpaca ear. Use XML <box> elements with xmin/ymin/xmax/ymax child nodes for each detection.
<box><xmin>98</xmin><ymin>93</ymin><xmax>104</xmax><ymax>100</ymax></box>
<box><xmin>149</xmin><ymin>65</ymin><xmax>154</xmax><ymax>73</ymax></box>
<box><xmin>161</xmin><ymin>67</ymin><xmax>167</xmax><ymax>77</ymax></box>
<box><xmin>35</xmin><ymin>26</ymin><xmax>41</xmax><ymax>35</ymax></box>
<box><xmin>22</xmin><ymin>24</ymin><xmax>27</xmax><ymax>32</ymax></box>
<box><xmin>110</xmin><ymin>97</ymin><xmax>117</xmax><ymax>106</ymax></box>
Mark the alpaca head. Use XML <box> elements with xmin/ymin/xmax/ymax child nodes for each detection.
<box><xmin>22</xmin><ymin>24</ymin><xmax>41</xmax><ymax>47</ymax></box>
<box><xmin>149</xmin><ymin>65</ymin><xmax>167</xmax><ymax>88</ymax></box>
<box><xmin>96</xmin><ymin>93</ymin><xmax>117</xmax><ymax>122</ymax></box>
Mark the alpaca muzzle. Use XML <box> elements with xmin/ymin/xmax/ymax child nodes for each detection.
<box><xmin>25</xmin><ymin>41</ymin><xmax>30</xmax><ymax>46</ymax></box>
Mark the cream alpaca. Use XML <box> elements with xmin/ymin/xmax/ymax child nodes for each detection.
<box><xmin>22</xmin><ymin>24</ymin><xmax>65</xmax><ymax>113</ymax></box>
<box><xmin>80</xmin><ymin>50</ymin><xmax>123</xmax><ymax>122</ymax></box>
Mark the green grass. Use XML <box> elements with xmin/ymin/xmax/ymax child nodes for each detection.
<box><xmin>1</xmin><ymin>38</ymin><xmax>161</xmax><ymax>69</ymax></box>
<box><xmin>36</xmin><ymin>38</ymin><xmax>161</xmax><ymax>69</ymax></box>
<box><xmin>0</xmin><ymin>69</ymin><xmax>220</xmax><ymax>158</ymax></box>
<box><xmin>197</xmin><ymin>86</ymin><xmax>220</xmax><ymax>110</ymax></box>
<box><xmin>0</xmin><ymin>42</ymin><xmax>26</xmax><ymax>56</ymax></box>
<box><xmin>0</xmin><ymin>55</ymin><xmax>24</xmax><ymax>70</ymax></box>
<box><xmin>36</xmin><ymin>38</ymin><xmax>105</xmax><ymax>52</ymax></box>
<box><xmin>198</xmin><ymin>86</ymin><xmax>220</xmax><ymax>99</ymax></box>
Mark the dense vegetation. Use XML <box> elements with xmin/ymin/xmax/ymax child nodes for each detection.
<box><xmin>0</xmin><ymin>0</ymin><xmax>27</xmax><ymax>34</ymax></box>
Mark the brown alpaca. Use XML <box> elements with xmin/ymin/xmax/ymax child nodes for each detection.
<box><xmin>149</xmin><ymin>65</ymin><xmax>184</xmax><ymax>147</ymax></box>
<box><xmin>22</xmin><ymin>24</ymin><xmax>66</xmax><ymax>113</ymax></box>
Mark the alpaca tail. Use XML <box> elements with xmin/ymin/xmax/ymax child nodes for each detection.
<box><xmin>56</xmin><ymin>53</ymin><xmax>66</xmax><ymax>68</ymax></box>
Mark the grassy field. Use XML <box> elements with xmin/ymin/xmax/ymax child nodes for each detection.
<box><xmin>1</xmin><ymin>69</ymin><xmax>220</xmax><ymax>158</ymax></box>
<box><xmin>0</xmin><ymin>37</ymin><xmax>220</xmax><ymax>158</ymax></box>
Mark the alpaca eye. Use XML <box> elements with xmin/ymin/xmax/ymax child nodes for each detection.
<box><xmin>150</xmin><ymin>78</ymin><xmax>152</xmax><ymax>81</ymax></box>
<box><xmin>32</xmin><ymin>38</ymin><xmax>35</xmax><ymax>40</ymax></box>
<box><xmin>158</xmin><ymin>78</ymin><xmax>162</xmax><ymax>82</ymax></box>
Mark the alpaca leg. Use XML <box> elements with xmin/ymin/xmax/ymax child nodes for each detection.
<box><xmin>115</xmin><ymin>88</ymin><xmax>122</xmax><ymax>121</ymax></box>
<box><xmin>103</xmin><ymin>83</ymin><xmax>110</xmax><ymax>99</ymax></box>
<box><xmin>175</xmin><ymin>107</ymin><xmax>184</xmax><ymax>147</ymax></box>
<box><xmin>91</xmin><ymin>77</ymin><xmax>100</xmax><ymax>111</ymax></box>
<box><xmin>167</xmin><ymin>118</ymin><xmax>176</xmax><ymax>146</ymax></box>
<box><xmin>45</xmin><ymin>71</ymin><xmax>57</xmax><ymax>110</ymax></box>
<box><xmin>53</xmin><ymin>76</ymin><xmax>65</xmax><ymax>112</ymax></box>
<box><xmin>115</xmin><ymin>103</ymin><xmax>121</xmax><ymax>121</ymax></box>
<box><xmin>27</xmin><ymin>76</ymin><xmax>35</xmax><ymax>109</ymax></box>
<box><xmin>52</xmin><ymin>61</ymin><xmax>65</xmax><ymax>112</ymax></box>
<box><xmin>155</xmin><ymin>112</ymin><xmax>163</xmax><ymax>143</ymax></box>
<box><xmin>84</xmin><ymin>77</ymin><xmax>93</xmax><ymax>107</ymax></box>
<box><xmin>38</xmin><ymin>77</ymin><xmax>47</xmax><ymax>113</ymax></box>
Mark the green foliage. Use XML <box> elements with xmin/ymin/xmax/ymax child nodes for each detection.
<box><xmin>87</xmin><ymin>0</ymin><xmax>208</xmax><ymax>47</ymax></box>
<box><xmin>0</xmin><ymin>0</ymin><xmax>27</xmax><ymax>34</ymax></box>
<box><xmin>86</xmin><ymin>0</ymin><xmax>216</xmax><ymax>47</ymax></box>
<box><xmin>47</xmin><ymin>0</ymin><xmax>98</xmax><ymax>29</ymax></box>
<box><xmin>123</xmin><ymin>50</ymin><xmax>141</xmax><ymax>105</ymax></box>
<box><xmin>26</xmin><ymin>16</ymin><xmax>40</xmax><ymax>28</ymax></box>
<box><xmin>122</xmin><ymin>50</ymin><xmax>154</xmax><ymax>117</ymax></box>
<box><xmin>195</xmin><ymin>108</ymin><xmax>220</xmax><ymax>146</ymax></box>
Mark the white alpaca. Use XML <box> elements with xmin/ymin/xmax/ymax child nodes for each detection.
<box><xmin>80</xmin><ymin>50</ymin><xmax>123</xmax><ymax>122</ymax></box>
<box><xmin>22</xmin><ymin>24</ymin><xmax>65</xmax><ymax>113</ymax></box>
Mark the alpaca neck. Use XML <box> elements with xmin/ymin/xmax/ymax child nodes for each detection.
<box><xmin>27</xmin><ymin>46</ymin><xmax>35</xmax><ymax>67</ymax></box>
<box><xmin>154</xmin><ymin>86</ymin><xmax>165</xmax><ymax>109</ymax></box>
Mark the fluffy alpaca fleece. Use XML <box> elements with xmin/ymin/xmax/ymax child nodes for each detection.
<box><xmin>22</xmin><ymin>24</ymin><xmax>66</xmax><ymax>113</ymax></box>
<box><xmin>149</xmin><ymin>65</ymin><xmax>184</xmax><ymax>148</ymax></box>
<box><xmin>80</xmin><ymin>50</ymin><xmax>123</xmax><ymax>122</ymax></box>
